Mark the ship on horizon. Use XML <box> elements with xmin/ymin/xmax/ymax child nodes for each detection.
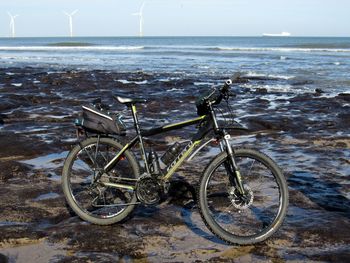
<box><xmin>262</xmin><ymin>32</ymin><xmax>291</xmax><ymax>37</ymax></box>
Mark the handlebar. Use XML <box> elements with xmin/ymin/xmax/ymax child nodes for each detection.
<box><xmin>196</xmin><ymin>72</ymin><xmax>241</xmax><ymax>109</ymax></box>
<box><xmin>221</xmin><ymin>72</ymin><xmax>241</xmax><ymax>94</ymax></box>
<box><xmin>195</xmin><ymin>73</ymin><xmax>241</xmax><ymax>115</ymax></box>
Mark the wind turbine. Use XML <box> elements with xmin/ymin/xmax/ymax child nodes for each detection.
<box><xmin>132</xmin><ymin>2</ymin><xmax>145</xmax><ymax>37</ymax></box>
<box><xmin>7</xmin><ymin>12</ymin><xmax>19</xmax><ymax>38</ymax></box>
<box><xmin>63</xmin><ymin>10</ymin><xmax>78</xmax><ymax>37</ymax></box>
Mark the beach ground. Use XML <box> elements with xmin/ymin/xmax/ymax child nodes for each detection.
<box><xmin>0</xmin><ymin>68</ymin><xmax>349</xmax><ymax>262</ymax></box>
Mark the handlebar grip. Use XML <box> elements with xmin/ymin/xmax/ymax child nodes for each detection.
<box><xmin>222</xmin><ymin>72</ymin><xmax>242</xmax><ymax>91</ymax></box>
<box><xmin>225</xmin><ymin>79</ymin><xmax>233</xmax><ymax>85</ymax></box>
<box><xmin>222</xmin><ymin>78</ymin><xmax>233</xmax><ymax>92</ymax></box>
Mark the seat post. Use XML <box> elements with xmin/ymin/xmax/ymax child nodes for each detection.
<box><xmin>130</xmin><ymin>103</ymin><xmax>141</xmax><ymax>134</ymax></box>
<box><xmin>130</xmin><ymin>103</ymin><xmax>150</xmax><ymax>174</ymax></box>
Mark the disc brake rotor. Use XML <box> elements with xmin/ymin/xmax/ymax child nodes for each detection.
<box><xmin>228</xmin><ymin>185</ymin><xmax>254</xmax><ymax>210</ymax></box>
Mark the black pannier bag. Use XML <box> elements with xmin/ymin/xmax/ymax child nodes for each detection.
<box><xmin>79</xmin><ymin>105</ymin><xmax>126</xmax><ymax>135</ymax></box>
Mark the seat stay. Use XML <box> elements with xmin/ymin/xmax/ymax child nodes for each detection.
<box><xmin>103</xmin><ymin>135</ymin><xmax>139</xmax><ymax>173</ymax></box>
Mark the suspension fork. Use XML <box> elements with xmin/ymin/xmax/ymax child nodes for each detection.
<box><xmin>209</xmin><ymin>103</ymin><xmax>246</xmax><ymax>195</ymax></box>
<box><xmin>222</xmin><ymin>136</ymin><xmax>246</xmax><ymax>195</ymax></box>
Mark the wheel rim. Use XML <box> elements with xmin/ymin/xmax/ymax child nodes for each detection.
<box><xmin>67</xmin><ymin>141</ymin><xmax>137</xmax><ymax>219</ymax></box>
<box><xmin>204</xmin><ymin>154</ymin><xmax>283</xmax><ymax>239</ymax></box>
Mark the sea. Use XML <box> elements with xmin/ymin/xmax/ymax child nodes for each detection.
<box><xmin>0</xmin><ymin>36</ymin><xmax>350</xmax><ymax>95</ymax></box>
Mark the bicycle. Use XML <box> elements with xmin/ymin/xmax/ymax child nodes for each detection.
<box><xmin>61</xmin><ymin>74</ymin><xmax>289</xmax><ymax>245</ymax></box>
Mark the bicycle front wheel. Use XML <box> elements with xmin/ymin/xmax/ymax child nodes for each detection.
<box><xmin>62</xmin><ymin>137</ymin><xmax>140</xmax><ymax>225</ymax></box>
<box><xmin>198</xmin><ymin>148</ymin><xmax>288</xmax><ymax>245</ymax></box>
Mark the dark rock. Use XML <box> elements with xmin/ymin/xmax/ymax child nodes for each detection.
<box><xmin>254</xmin><ymin>88</ymin><xmax>268</xmax><ymax>94</ymax></box>
<box><xmin>52</xmin><ymin>79</ymin><xmax>65</xmax><ymax>86</ymax></box>
<box><xmin>0</xmin><ymin>132</ymin><xmax>55</xmax><ymax>159</ymax></box>
<box><xmin>244</xmin><ymin>115</ymin><xmax>307</xmax><ymax>132</ymax></box>
<box><xmin>1</xmin><ymin>67</ymin><xmax>350</xmax><ymax>261</ymax></box>
<box><xmin>0</xmin><ymin>161</ymin><xmax>32</xmax><ymax>181</ymax></box>
<box><xmin>244</xmin><ymin>75</ymin><xmax>276</xmax><ymax>81</ymax></box>
<box><xmin>336</xmin><ymin>93</ymin><xmax>350</xmax><ymax>101</ymax></box>
<box><xmin>233</xmin><ymin>76</ymin><xmax>249</xmax><ymax>83</ymax></box>
<box><xmin>0</xmin><ymin>253</ymin><xmax>8</xmax><ymax>263</ymax></box>
<box><xmin>288</xmin><ymin>79</ymin><xmax>314</xmax><ymax>86</ymax></box>
<box><xmin>0</xmin><ymin>99</ymin><xmax>27</xmax><ymax>112</ymax></box>
<box><xmin>289</xmin><ymin>93</ymin><xmax>314</xmax><ymax>103</ymax></box>
<box><xmin>314</xmin><ymin>88</ymin><xmax>324</xmax><ymax>96</ymax></box>
<box><xmin>40</xmin><ymin>75</ymin><xmax>51</xmax><ymax>84</ymax></box>
<box><xmin>337</xmin><ymin>113</ymin><xmax>350</xmax><ymax>130</ymax></box>
<box><xmin>335</xmin><ymin>141</ymin><xmax>347</xmax><ymax>148</ymax></box>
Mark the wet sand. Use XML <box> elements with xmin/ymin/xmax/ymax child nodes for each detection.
<box><xmin>0</xmin><ymin>67</ymin><xmax>349</xmax><ymax>262</ymax></box>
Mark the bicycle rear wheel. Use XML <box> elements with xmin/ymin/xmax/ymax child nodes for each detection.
<box><xmin>62</xmin><ymin>137</ymin><xmax>140</xmax><ymax>225</ymax></box>
<box><xmin>198</xmin><ymin>148</ymin><xmax>288</xmax><ymax>244</ymax></box>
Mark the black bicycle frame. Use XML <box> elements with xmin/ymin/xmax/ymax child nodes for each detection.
<box><xmin>101</xmin><ymin>102</ymin><xmax>246</xmax><ymax>193</ymax></box>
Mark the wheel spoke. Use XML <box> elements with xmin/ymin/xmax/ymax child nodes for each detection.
<box><xmin>199</xmin><ymin>149</ymin><xmax>288</xmax><ymax>244</ymax></box>
<box><xmin>63</xmin><ymin>138</ymin><xmax>139</xmax><ymax>223</ymax></box>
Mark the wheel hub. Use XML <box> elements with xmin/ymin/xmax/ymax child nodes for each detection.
<box><xmin>228</xmin><ymin>185</ymin><xmax>254</xmax><ymax>210</ymax></box>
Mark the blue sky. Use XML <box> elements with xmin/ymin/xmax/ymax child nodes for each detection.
<box><xmin>0</xmin><ymin>0</ymin><xmax>349</xmax><ymax>37</ymax></box>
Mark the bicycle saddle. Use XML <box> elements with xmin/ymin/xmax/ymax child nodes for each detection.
<box><xmin>113</xmin><ymin>94</ymin><xmax>147</xmax><ymax>105</ymax></box>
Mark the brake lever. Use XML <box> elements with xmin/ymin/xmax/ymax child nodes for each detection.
<box><xmin>223</xmin><ymin>91</ymin><xmax>235</xmax><ymax>100</ymax></box>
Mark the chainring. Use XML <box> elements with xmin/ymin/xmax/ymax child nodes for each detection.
<box><xmin>136</xmin><ymin>176</ymin><xmax>163</xmax><ymax>205</ymax></box>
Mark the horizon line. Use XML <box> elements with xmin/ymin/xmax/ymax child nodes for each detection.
<box><xmin>0</xmin><ymin>35</ymin><xmax>349</xmax><ymax>38</ymax></box>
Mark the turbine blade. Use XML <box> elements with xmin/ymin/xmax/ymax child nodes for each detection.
<box><xmin>71</xmin><ymin>9</ymin><xmax>78</xmax><ymax>16</ymax></box>
<box><xmin>132</xmin><ymin>12</ymin><xmax>140</xmax><ymax>16</ymax></box>
<box><xmin>63</xmin><ymin>11</ymin><xmax>69</xmax><ymax>16</ymax></box>
<box><xmin>140</xmin><ymin>2</ymin><xmax>145</xmax><ymax>13</ymax></box>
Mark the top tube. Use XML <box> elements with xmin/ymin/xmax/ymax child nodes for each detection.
<box><xmin>141</xmin><ymin>115</ymin><xmax>206</xmax><ymax>137</ymax></box>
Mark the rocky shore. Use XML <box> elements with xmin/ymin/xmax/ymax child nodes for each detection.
<box><xmin>0</xmin><ymin>67</ymin><xmax>349</xmax><ymax>262</ymax></box>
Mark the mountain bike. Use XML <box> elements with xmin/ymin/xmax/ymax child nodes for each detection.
<box><xmin>61</xmin><ymin>74</ymin><xmax>289</xmax><ymax>245</ymax></box>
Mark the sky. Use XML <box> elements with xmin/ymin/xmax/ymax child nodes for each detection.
<box><xmin>0</xmin><ymin>0</ymin><xmax>349</xmax><ymax>37</ymax></box>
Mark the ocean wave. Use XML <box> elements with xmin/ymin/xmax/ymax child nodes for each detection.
<box><xmin>282</xmin><ymin>43</ymin><xmax>350</xmax><ymax>49</ymax></box>
<box><xmin>243</xmin><ymin>83</ymin><xmax>309</xmax><ymax>94</ymax></box>
<box><xmin>209</xmin><ymin>46</ymin><xmax>350</xmax><ymax>53</ymax></box>
<box><xmin>245</xmin><ymin>71</ymin><xmax>295</xmax><ymax>80</ymax></box>
<box><xmin>159</xmin><ymin>77</ymin><xmax>181</xmax><ymax>82</ymax></box>
<box><xmin>47</xmin><ymin>42</ymin><xmax>96</xmax><ymax>47</ymax></box>
<box><xmin>117</xmin><ymin>79</ymin><xmax>148</xmax><ymax>84</ymax></box>
<box><xmin>166</xmin><ymin>88</ymin><xmax>184</xmax><ymax>92</ymax></box>
<box><xmin>193</xmin><ymin>81</ymin><xmax>214</xmax><ymax>86</ymax></box>
<box><xmin>0</xmin><ymin>46</ymin><xmax>145</xmax><ymax>51</ymax></box>
<box><xmin>2</xmin><ymin>44</ymin><xmax>349</xmax><ymax>53</ymax></box>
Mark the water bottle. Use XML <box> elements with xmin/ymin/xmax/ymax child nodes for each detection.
<box><xmin>148</xmin><ymin>149</ymin><xmax>160</xmax><ymax>175</ymax></box>
<box><xmin>161</xmin><ymin>142</ymin><xmax>182</xmax><ymax>166</ymax></box>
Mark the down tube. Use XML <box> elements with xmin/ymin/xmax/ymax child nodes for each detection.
<box><xmin>163</xmin><ymin>140</ymin><xmax>202</xmax><ymax>181</ymax></box>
